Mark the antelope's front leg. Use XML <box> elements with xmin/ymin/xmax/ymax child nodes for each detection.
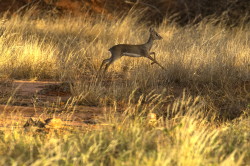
<box><xmin>149</xmin><ymin>52</ymin><xmax>156</xmax><ymax>65</ymax></box>
<box><xmin>146</xmin><ymin>55</ymin><xmax>166</xmax><ymax>70</ymax></box>
<box><xmin>150</xmin><ymin>52</ymin><xmax>156</xmax><ymax>59</ymax></box>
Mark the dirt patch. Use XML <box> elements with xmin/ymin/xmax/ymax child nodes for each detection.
<box><xmin>0</xmin><ymin>80</ymin><xmax>111</xmax><ymax>130</ymax></box>
<box><xmin>13</xmin><ymin>80</ymin><xmax>63</xmax><ymax>95</ymax></box>
<box><xmin>12</xmin><ymin>80</ymin><xmax>71</xmax><ymax>105</ymax></box>
<box><xmin>0</xmin><ymin>104</ymin><xmax>107</xmax><ymax>129</ymax></box>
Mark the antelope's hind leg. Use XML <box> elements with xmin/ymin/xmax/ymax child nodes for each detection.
<box><xmin>103</xmin><ymin>49</ymin><xmax>123</xmax><ymax>73</ymax></box>
<box><xmin>99</xmin><ymin>58</ymin><xmax>110</xmax><ymax>71</ymax></box>
<box><xmin>97</xmin><ymin>58</ymin><xmax>112</xmax><ymax>77</ymax></box>
<box><xmin>103</xmin><ymin>58</ymin><xmax>117</xmax><ymax>73</ymax></box>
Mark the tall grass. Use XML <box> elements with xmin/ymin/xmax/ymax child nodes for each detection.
<box><xmin>0</xmin><ymin>94</ymin><xmax>249</xmax><ymax>165</ymax></box>
<box><xmin>0</xmin><ymin>12</ymin><xmax>249</xmax><ymax>165</ymax></box>
<box><xmin>0</xmin><ymin>12</ymin><xmax>249</xmax><ymax>118</ymax></box>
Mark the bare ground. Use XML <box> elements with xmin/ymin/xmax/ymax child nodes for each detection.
<box><xmin>0</xmin><ymin>80</ymin><xmax>110</xmax><ymax>130</ymax></box>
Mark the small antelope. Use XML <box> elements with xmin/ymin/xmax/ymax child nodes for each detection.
<box><xmin>99</xmin><ymin>28</ymin><xmax>165</xmax><ymax>73</ymax></box>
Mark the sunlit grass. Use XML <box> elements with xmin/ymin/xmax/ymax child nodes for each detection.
<box><xmin>0</xmin><ymin>11</ymin><xmax>249</xmax><ymax>165</ymax></box>
<box><xmin>0</xmin><ymin>94</ymin><xmax>249</xmax><ymax>165</ymax></box>
<box><xmin>0</xmin><ymin>13</ymin><xmax>248</xmax><ymax>115</ymax></box>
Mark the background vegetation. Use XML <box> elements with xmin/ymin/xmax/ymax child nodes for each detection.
<box><xmin>0</xmin><ymin>0</ymin><xmax>249</xmax><ymax>26</ymax></box>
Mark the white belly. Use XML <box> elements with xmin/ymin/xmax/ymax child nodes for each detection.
<box><xmin>123</xmin><ymin>52</ymin><xmax>142</xmax><ymax>57</ymax></box>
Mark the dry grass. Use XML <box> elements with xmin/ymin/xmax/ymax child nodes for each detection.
<box><xmin>0</xmin><ymin>93</ymin><xmax>249</xmax><ymax>165</ymax></box>
<box><xmin>0</xmin><ymin>12</ymin><xmax>249</xmax><ymax>118</ymax></box>
<box><xmin>0</xmin><ymin>11</ymin><xmax>249</xmax><ymax>165</ymax></box>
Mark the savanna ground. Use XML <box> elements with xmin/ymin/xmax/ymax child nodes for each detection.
<box><xmin>0</xmin><ymin>8</ymin><xmax>249</xmax><ymax>165</ymax></box>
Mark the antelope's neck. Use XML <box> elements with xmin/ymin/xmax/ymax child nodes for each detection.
<box><xmin>144</xmin><ymin>35</ymin><xmax>154</xmax><ymax>51</ymax></box>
